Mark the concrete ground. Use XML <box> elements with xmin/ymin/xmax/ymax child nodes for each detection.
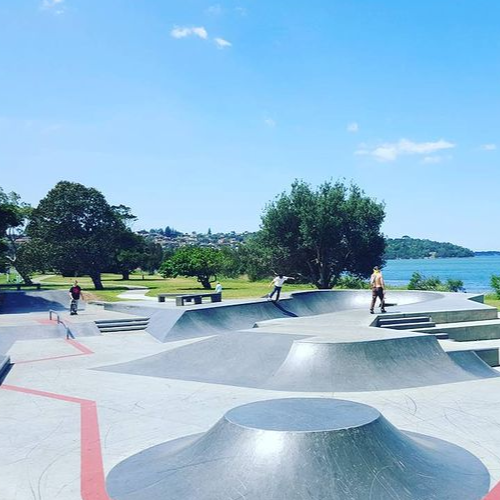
<box><xmin>1</xmin><ymin>292</ymin><xmax>500</xmax><ymax>499</ymax></box>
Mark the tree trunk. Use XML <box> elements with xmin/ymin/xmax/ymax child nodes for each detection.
<box><xmin>90</xmin><ymin>273</ymin><xmax>104</xmax><ymax>290</ymax></box>
<box><xmin>18</xmin><ymin>272</ymin><xmax>34</xmax><ymax>286</ymax></box>
<box><xmin>122</xmin><ymin>271</ymin><xmax>130</xmax><ymax>280</ymax></box>
<box><xmin>198</xmin><ymin>276</ymin><xmax>212</xmax><ymax>289</ymax></box>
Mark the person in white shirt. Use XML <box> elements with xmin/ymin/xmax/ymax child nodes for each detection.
<box><xmin>268</xmin><ymin>274</ymin><xmax>294</xmax><ymax>301</ymax></box>
<box><xmin>214</xmin><ymin>281</ymin><xmax>223</xmax><ymax>294</ymax></box>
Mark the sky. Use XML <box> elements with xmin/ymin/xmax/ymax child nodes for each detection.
<box><xmin>0</xmin><ymin>1</ymin><xmax>499</xmax><ymax>250</ymax></box>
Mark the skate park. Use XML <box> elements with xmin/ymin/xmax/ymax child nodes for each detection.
<box><xmin>2</xmin><ymin>288</ymin><xmax>500</xmax><ymax>499</ymax></box>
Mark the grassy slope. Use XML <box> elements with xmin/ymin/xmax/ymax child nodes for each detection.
<box><xmin>6</xmin><ymin>273</ymin><xmax>499</xmax><ymax>310</ymax></box>
<box><xmin>35</xmin><ymin>273</ymin><xmax>313</xmax><ymax>301</ymax></box>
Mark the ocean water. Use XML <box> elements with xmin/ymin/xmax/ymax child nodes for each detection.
<box><xmin>383</xmin><ymin>255</ymin><xmax>500</xmax><ymax>293</ymax></box>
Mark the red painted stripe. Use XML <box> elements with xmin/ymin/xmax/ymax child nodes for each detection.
<box><xmin>483</xmin><ymin>482</ymin><xmax>500</xmax><ymax>500</ymax></box>
<box><xmin>0</xmin><ymin>385</ymin><xmax>112</xmax><ymax>500</ymax></box>
<box><xmin>66</xmin><ymin>339</ymin><xmax>94</xmax><ymax>355</ymax></box>
<box><xmin>13</xmin><ymin>339</ymin><xmax>94</xmax><ymax>364</ymax></box>
<box><xmin>15</xmin><ymin>353</ymin><xmax>85</xmax><ymax>364</ymax></box>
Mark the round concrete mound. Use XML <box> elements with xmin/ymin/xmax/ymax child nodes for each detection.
<box><xmin>106</xmin><ymin>398</ymin><xmax>489</xmax><ymax>500</ymax></box>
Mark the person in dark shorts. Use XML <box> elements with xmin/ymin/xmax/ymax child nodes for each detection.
<box><xmin>268</xmin><ymin>274</ymin><xmax>295</xmax><ymax>301</ymax></box>
<box><xmin>370</xmin><ymin>267</ymin><xmax>386</xmax><ymax>314</ymax></box>
<box><xmin>69</xmin><ymin>280</ymin><xmax>82</xmax><ymax>315</ymax></box>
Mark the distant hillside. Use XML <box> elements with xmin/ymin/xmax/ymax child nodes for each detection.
<box><xmin>474</xmin><ymin>251</ymin><xmax>500</xmax><ymax>256</ymax></box>
<box><xmin>384</xmin><ymin>236</ymin><xmax>474</xmax><ymax>259</ymax></box>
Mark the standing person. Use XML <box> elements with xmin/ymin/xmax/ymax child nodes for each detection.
<box><xmin>69</xmin><ymin>280</ymin><xmax>82</xmax><ymax>315</ymax></box>
<box><xmin>268</xmin><ymin>274</ymin><xmax>295</xmax><ymax>302</ymax></box>
<box><xmin>370</xmin><ymin>267</ymin><xmax>386</xmax><ymax>314</ymax></box>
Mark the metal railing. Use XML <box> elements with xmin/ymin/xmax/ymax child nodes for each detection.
<box><xmin>49</xmin><ymin>310</ymin><xmax>75</xmax><ymax>339</ymax></box>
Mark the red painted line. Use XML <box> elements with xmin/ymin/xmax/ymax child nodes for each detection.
<box><xmin>66</xmin><ymin>338</ymin><xmax>94</xmax><ymax>355</ymax></box>
<box><xmin>483</xmin><ymin>482</ymin><xmax>500</xmax><ymax>500</ymax></box>
<box><xmin>0</xmin><ymin>384</ymin><xmax>112</xmax><ymax>500</ymax></box>
<box><xmin>36</xmin><ymin>319</ymin><xmax>58</xmax><ymax>325</ymax></box>
<box><xmin>13</xmin><ymin>339</ymin><xmax>94</xmax><ymax>364</ymax></box>
<box><xmin>15</xmin><ymin>353</ymin><xmax>85</xmax><ymax>364</ymax></box>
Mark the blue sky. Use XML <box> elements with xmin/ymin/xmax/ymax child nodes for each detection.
<box><xmin>1</xmin><ymin>1</ymin><xmax>499</xmax><ymax>250</ymax></box>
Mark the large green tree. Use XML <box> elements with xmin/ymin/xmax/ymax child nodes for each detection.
<box><xmin>256</xmin><ymin>180</ymin><xmax>386</xmax><ymax>289</ymax></box>
<box><xmin>26</xmin><ymin>181</ymin><xmax>132</xmax><ymax>289</ymax></box>
<box><xmin>0</xmin><ymin>188</ymin><xmax>31</xmax><ymax>277</ymax></box>
<box><xmin>160</xmin><ymin>246</ymin><xmax>226</xmax><ymax>289</ymax></box>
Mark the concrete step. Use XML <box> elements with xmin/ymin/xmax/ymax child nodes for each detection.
<box><xmin>98</xmin><ymin>325</ymin><xmax>148</xmax><ymax>333</ymax></box>
<box><xmin>95</xmin><ymin>320</ymin><xmax>149</xmax><ymax>328</ymax></box>
<box><xmin>95</xmin><ymin>317</ymin><xmax>149</xmax><ymax>325</ymax></box>
<box><xmin>418</xmin><ymin>331</ymin><xmax>450</xmax><ymax>340</ymax></box>
<box><xmin>378</xmin><ymin>316</ymin><xmax>431</xmax><ymax>327</ymax></box>
<box><xmin>381</xmin><ymin>321</ymin><xmax>436</xmax><ymax>330</ymax></box>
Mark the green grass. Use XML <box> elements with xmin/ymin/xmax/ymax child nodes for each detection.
<box><xmin>484</xmin><ymin>293</ymin><xmax>500</xmax><ymax>310</ymax></box>
<box><xmin>34</xmin><ymin>273</ymin><xmax>313</xmax><ymax>301</ymax></box>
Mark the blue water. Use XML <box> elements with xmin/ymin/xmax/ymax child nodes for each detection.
<box><xmin>383</xmin><ymin>255</ymin><xmax>500</xmax><ymax>293</ymax></box>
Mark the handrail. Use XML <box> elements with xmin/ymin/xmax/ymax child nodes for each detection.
<box><xmin>49</xmin><ymin>310</ymin><xmax>75</xmax><ymax>339</ymax></box>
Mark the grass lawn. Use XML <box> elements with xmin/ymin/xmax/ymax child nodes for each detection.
<box><xmin>34</xmin><ymin>273</ymin><xmax>314</xmax><ymax>301</ymax></box>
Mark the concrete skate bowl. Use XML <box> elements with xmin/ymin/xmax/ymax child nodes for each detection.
<box><xmin>105</xmin><ymin>290</ymin><xmax>446</xmax><ymax>343</ymax></box>
<box><xmin>106</xmin><ymin>398</ymin><xmax>489</xmax><ymax>500</ymax></box>
<box><xmin>0</xmin><ymin>290</ymin><xmax>72</xmax><ymax>313</ymax></box>
<box><xmin>99</xmin><ymin>330</ymin><xmax>499</xmax><ymax>392</ymax></box>
<box><xmin>287</xmin><ymin>289</ymin><xmax>444</xmax><ymax>315</ymax></box>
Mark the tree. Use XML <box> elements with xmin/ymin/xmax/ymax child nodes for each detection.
<box><xmin>141</xmin><ymin>241</ymin><xmax>164</xmax><ymax>275</ymax></box>
<box><xmin>256</xmin><ymin>180</ymin><xmax>386</xmax><ymax>289</ymax></box>
<box><xmin>160</xmin><ymin>246</ymin><xmax>225</xmax><ymax>289</ymax></box>
<box><xmin>26</xmin><ymin>181</ymin><xmax>131</xmax><ymax>290</ymax></box>
<box><xmin>408</xmin><ymin>272</ymin><xmax>464</xmax><ymax>292</ymax></box>
<box><xmin>114</xmin><ymin>232</ymin><xmax>146</xmax><ymax>280</ymax></box>
<box><xmin>0</xmin><ymin>188</ymin><xmax>31</xmax><ymax>276</ymax></box>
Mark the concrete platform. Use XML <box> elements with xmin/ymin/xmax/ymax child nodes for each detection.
<box><xmin>1</xmin><ymin>289</ymin><xmax>500</xmax><ymax>500</ymax></box>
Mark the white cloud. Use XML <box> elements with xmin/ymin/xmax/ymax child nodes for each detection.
<box><xmin>171</xmin><ymin>26</ymin><xmax>208</xmax><ymax>40</ymax></box>
<box><xmin>347</xmin><ymin>122</ymin><xmax>359</xmax><ymax>133</ymax></box>
<box><xmin>480</xmin><ymin>143</ymin><xmax>497</xmax><ymax>151</ymax></box>
<box><xmin>264</xmin><ymin>118</ymin><xmax>276</xmax><ymax>128</ymax></box>
<box><xmin>214</xmin><ymin>37</ymin><xmax>232</xmax><ymax>49</ymax></box>
<box><xmin>356</xmin><ymin>138</ymin><xmax>455</xmax><ymax>162</ymax></box>
<box><xmin>206</xmin><ymin>4</ymin><xmax>223</xmax><ymax>16</ymax></box>
<box><xmin>41</xmin><ymin>0</ymin><xmax>65</xmax><ymax>13</ymax></box>
<box><xmin>235</xmin><ymin>6</ymin><xmax>248</xmax><ymax>16</ymax></box>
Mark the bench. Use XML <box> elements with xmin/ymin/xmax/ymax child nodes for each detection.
<box><xmin>0</xmin><ymin>283</ymin><xmax>41</xmax><ymax>291</ymax></box>
<box><xmin>176</xmin><ymin>293</ymin><xmax>222</xmax><ymax>306</ymax></box>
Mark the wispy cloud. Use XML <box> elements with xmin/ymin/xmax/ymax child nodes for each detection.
<box><xmin>214</xmin><ymin>37</ymin><xmax>232</xmax><ymax>49</ymax></box>
<box><xmin>170</xmin><ymin>26</ymin><xmax>208</xmax><ymax>40</ymax></box>
<box><xmin>347</xmin><ymin>122</ymin><xmax>359</xmax><ymax>133</ymax></box>
<box><xmin>206</xmin><ymin>4</ymin><xmax>223</xmax><ymax>16</ymax></box>
<box><xmin>171</xmin><ymin>26</ymin><xmax>231</xmax><ymax>49</ymax></box>
<box><xmin>41</xmin><ymin>0</ymin><xmax>65</xmax><ymax>14</ymax></box>
<box><xmin>356</xmin><ymin>138</ymin><xmax>455</xmax><ymax>162</ymax></box>
<box><xmin>480</xmin><ymin>143</ymin><xmax>497</xmax><ymax>151</ymax></box>
<box><xmin>264</xmin><ymin>117</ymin><xmax>277</xmax><ymax>128</ymax></box>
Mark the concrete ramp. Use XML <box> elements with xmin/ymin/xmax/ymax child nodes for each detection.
<box><xmin>103</xmin><ymin>290</ymin><xmax>447</xmax><ymax>343</ymax></box>
<box><xmin>99</xmin><ymin>330</ymin><xmax>499</xmax><ymax>392</ymax></box>
<box><xmin>106</xmin><ymin>398</ymin><xmax>489</xmax><ymax>500</ymax></box>
<box><xmin>0</xmin><ymin>290</ymin><xmax>73</xmax><ymax>313</ymax></box>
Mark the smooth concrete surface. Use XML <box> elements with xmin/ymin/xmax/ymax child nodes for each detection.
<box><xmin>107</xmin><ymin>398</ymin><xmax>489</xmax><ymax>500</ymax></box>
<box><xmin>2</xmin><ymin>290</ymin><xmax>500</xmax><ymax>500</ymax></box>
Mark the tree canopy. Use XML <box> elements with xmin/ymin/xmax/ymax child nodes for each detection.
<box><xmin>26</xmin><ymin>181</ymin><xmax>136</xmax><ymax>289</ymax></box>
<box><xmin>160</xmin><ymin>246</ymin><xmax>227</xmax><ymax>289</ymax></box>
<box><xmin>0</xmin><ymin>188</ymin><xmax>31</xmax><ymax>275</ymax></box>
<box><xmin>384</xmin><ymin>236</ymin><xmax>474</xmax><ymax>259</ymax></box>
<box><xmin>254</xmin><ymin>180</ymin><xmax>386</xmax><ymax>289</ymax></box>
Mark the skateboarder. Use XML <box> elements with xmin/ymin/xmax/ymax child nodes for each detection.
<box><xmin>268</xmin><ymin>274</ymin><xmax>295</xmax><ymax>302</ymax></box>
<box><xmin>69</xmin><ymin>280</ymin><xmax>82</xmax><ymax>315</ymax></box>
<box><xmin>370</xmin><ymin>267</ymin><xmax>386</xmax><ymax>314</ymax></box>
